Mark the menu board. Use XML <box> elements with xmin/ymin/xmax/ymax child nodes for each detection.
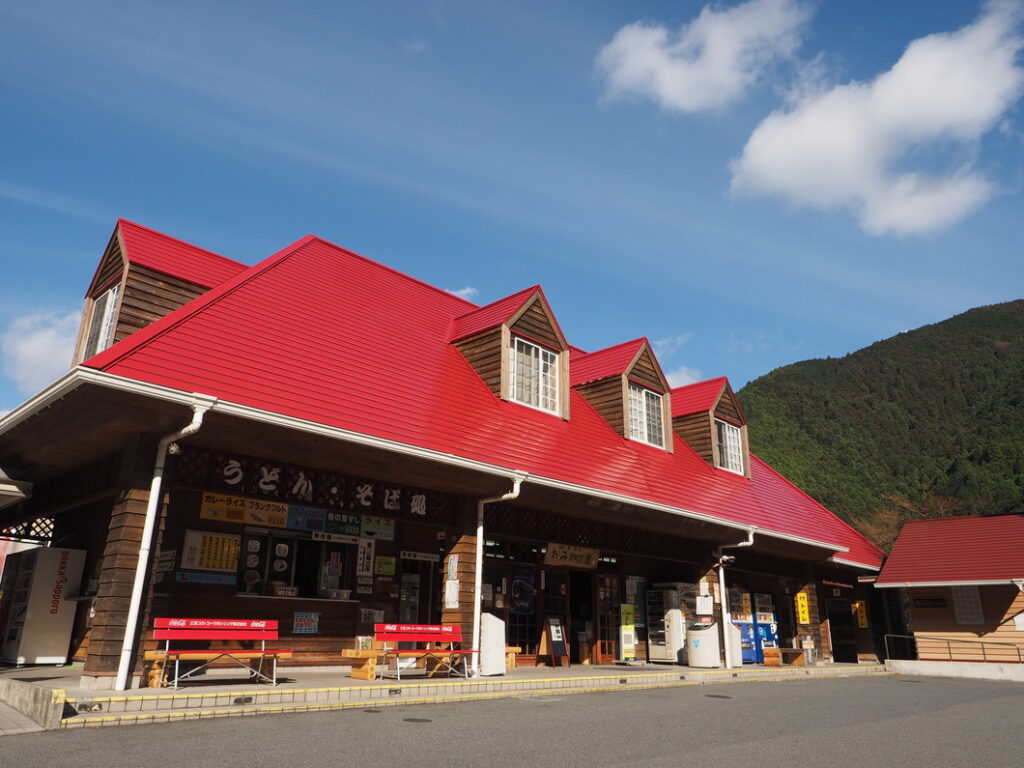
<box><xmin>239</xmin><ymin>533</ymin><xmax>268</xmax><ymax>593</ymax></box>
<box><xmin>181</xmin><ymin>530</ymin><xmax>241</xmax><ymax>572</ymax></box>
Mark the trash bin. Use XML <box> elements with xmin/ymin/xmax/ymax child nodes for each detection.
<box><xmin>686</xmin><ymin>622</ymin><xmax>721</xmax><ymax>668</ymax></box>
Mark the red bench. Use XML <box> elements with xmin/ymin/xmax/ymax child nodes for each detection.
<box><xmin>375</xmin><ymin>623</ymin><xmax>476</xmax><ymax>680</ymax></box>
<box><xmin>144</xmin><ymin>618</ymin><xmax>293</xmax><ymax>689</ymax></box>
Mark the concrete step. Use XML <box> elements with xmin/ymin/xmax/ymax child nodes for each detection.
<box><xmin>61</xmin><ymin>664</ymin><xmax>891</xmax><ymax>729</ymax></box>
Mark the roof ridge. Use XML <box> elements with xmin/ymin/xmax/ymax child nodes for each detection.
<box><xmin>83</xmin><ymin>236</ymin><xmax>318</xmax><ymax>370</ymax></box>
<box><xmin>118</xmin><ymin>218</ymin><xmax>246</xmax><ymax>269</ymax></box>
<box><xmin>576</xmin><ymin>337</ymin><xmax>646</xmax><ymax>359</ymax></box>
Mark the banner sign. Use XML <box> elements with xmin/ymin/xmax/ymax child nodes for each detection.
<box><xmin>543</xmin><ymin>543</ymin><xmax>599</xmax><ymax>569</ymax></box>
<box><xmin>293</xmin><ymin>612</ymin><xmax>320</xmax><ymax>634</ymax></box>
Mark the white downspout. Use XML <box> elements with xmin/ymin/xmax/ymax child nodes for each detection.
<box><xmin>471</xmin><ymin>472</ymin><xmax>527</xmax><ymax>677</ymax></box>
<box><xmin>714</xmin><ymin>529</ymin><xmax>755</xmax><ymax>670</ymax></box>
<box><xmin>114</xmin><ymin>396</ymin><xmax>216</xmax><ymax>691</ymax></box>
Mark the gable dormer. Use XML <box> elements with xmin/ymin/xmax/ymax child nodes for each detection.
<box><xmin>671</xmin><ymin>377</ymin><xmax>750</xmax><ymax>476</ymax></box>
<box><xmin>451</xmin><ymin>287</ymin><xmax>570</xmax><ymax>418</ymax></box>
<box><xmin>571</xmin><ymin>339</ymin><xmax>673</xmax><ymax>451</ymax></box>
<box><xmin>73</xmin><ymin>220</ymin><xmax>247</xmax><ymax>364</ymax></box>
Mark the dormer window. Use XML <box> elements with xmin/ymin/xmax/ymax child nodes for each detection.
<box><xmin>83</xmin><ymin>285</ymin><xmax>120</xmax><ymax>359</ymax></box>
<box><xmin>628</xmin><ymin>384</ymin><xmax>664</xmax><ymax>448</ymax></box>
<box><xmin>510</xmin><ymin>336</ymin><xmax>559</xmax><ymax>413</ymax></box>
<box><xmin>716</xmin><ymin>419</ymin><xmax>744</xmax><ymax>474</ymax></box>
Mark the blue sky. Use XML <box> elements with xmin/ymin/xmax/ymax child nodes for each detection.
<box><xmin>1</xmin><ymin>0</ymin><xmax>1022</xmax><ymax>413</ymax></box>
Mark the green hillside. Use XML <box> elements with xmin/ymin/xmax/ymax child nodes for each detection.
<box><xmin>737</xmin><ymin>300</ymin><xmax>1024</xmax><ymax>549</ymax></box>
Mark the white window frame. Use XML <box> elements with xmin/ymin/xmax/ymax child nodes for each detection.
<box><xmin>509</xmin><ymin>336</ymin><xmax>559</xmax><ymax>414</ymax></box>
<box><xmin>628</xmin><ymin>383</ymin><xmax>664</xmax><ymax>448</ymax></box>
<box><xmin>83</xmin><ymin>284</ymin><xmax>120</xmax><ymax>359</ymax></box>
<box><xmin>952</xmin><ymin>585</ymin><xmax>984</xmax><ymax>625</ymax></box>
<box><xmin>715</xmin><ymin>419</ymin><xmax>745</xmax><ymax>475</ymax></box>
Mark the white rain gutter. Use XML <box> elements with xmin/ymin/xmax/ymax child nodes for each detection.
<box><xmin>114</xmin><ymin>395</ymin><xmax>217</xmax><ymax>691</ymax></box>
<box><xmin>875</xmin><ymin>578</ymin><xmax>1024</xmax><ymax>589</ymax></box>
<box><xmin>714</xmin><ymin>530</ymin><xmax>756</xmax><ymax>670</ymax></box>
<box><xmin>471</xmin><ymin>472</ymin><xmax>527</xmax><ymax>677</ymax></box>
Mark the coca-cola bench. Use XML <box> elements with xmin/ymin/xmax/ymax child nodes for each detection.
<box><xmin>143</xmin><ymin>618</ymin><xmax>293</xmax><ymax>689</ymax></box>
<box><xmin>342</xmin><ymin>623</ymin><xmax>475</xmax><ymax>681</ymax></box>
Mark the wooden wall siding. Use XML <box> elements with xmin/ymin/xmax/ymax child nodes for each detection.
<box><xmin>115</xmin><ymin>264</ymin><xmax>207</xmax><ymax>343</ymax></box>
<box><xmin>82</xmin><ymin>488</ymin><xmax>153</xmax><ymax>678</ymax></box>
<box><xmin>908</xmin><ymin>585</ymin><xmax>1024</xmax><ymax>663</ymax></box>
<box><xmin>454</xmin><ymin>327</ymin><xmax>504</xmax><ymax>398</ymax></box>
<box><xmin>441</xmin><ymin>534</ymin><xmax>478</xmax><ymax>641</ymax></box>
<box><xmin>673</xmin><ymin>412</ymin><xmax>715</xmax><ymax>466</ymax></box>
<box><xmin>90</xmin><ymin>238</ymin><xmax>126</xmax><ymax>297</ymax></box>
<box><xmin>796</xmin><ymin>579</ymin><xmax>826</xmax><ymax>662</ymax></box>
<box><xmin>509</xmin><ymin>298</ymin><xmax>563</xmax><ymax>350</ymax></box>
<box><xmin>627</xmin><ymin>347</ymin><xmax>664</xmax><ymax>392</ymax></box>
<box><xmin>575</xmin><ymin>376</ymin><xmax>626</xmax><ymax>437</ymax></box>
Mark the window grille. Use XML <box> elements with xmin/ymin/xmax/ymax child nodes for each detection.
<box><xmin>952</xmin><ymin>585</ymin><xmax>984</xmax><ymax>624</ymax></box>
<box><xmin>716</xmin><ymin>419</ymin><xmax>745</xmax><ymax>474</ymax></box>
<box><xmin>628</xmin><ymin>384</ymin><xmax>664</xmax><ymax>448</ymax></box>
<box><xmin>510</xmin><ymin>337</ymin><xmax>558</xmax><ymax>413</ymax></box>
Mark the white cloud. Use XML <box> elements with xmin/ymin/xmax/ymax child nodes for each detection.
<box><xmin>666</xmin><ymin>365</ymin><xmax>704</xmax><ymax>387</ymax></box>
<box><xmin>447</xmin><ymin>286</ymin><xmax>479</xmax><ymax>300</ymax></box>
<box><xmin>596</xmin><ymin>0</ymin><xmax>811</xmax><ymax>112</ymax></box>
<box><xmin>0</xmin><ymin>311</ymin><xmax>80</xmax><ymax>396</ymax></box>
<box><xmin>653</xmin><ymin>333</ymin><xmax>693</xmax><ymax>358</ymax></box>
<box><xmin>731</xmin><ymin>1</ymin><xmax>1024</xmax><ymax>235</ymax></box>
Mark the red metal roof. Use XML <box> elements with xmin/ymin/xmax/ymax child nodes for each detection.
<box><xmin>672</xmin><ymin>377</ymin><xmax>728</xmax><ymax>418</ymax></box>
<box><xmin>84</xmin><ymin>231</ymin><xmax>883</xmax><ymax>569</ymax></box>
<box><xmin>570</xmin><ymin>339</ymin><xmax>646</xmax><ymax>387</ymax></box>
<box><xmin>117</xmin><ymin>219</ymin><xmax>247</xmax><ymax>289</ymax></box>
<box><xmin>449</xmin><ymin>286</ymin><xmax>537</xmax><ymax>342</ymax></box>
<box><xmin>876</xmin><ymin>515</ymin><xmax>1024</xmax><ymax>586</ymax></box>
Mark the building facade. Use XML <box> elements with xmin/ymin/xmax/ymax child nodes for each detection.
<box><xmin>0</xmin><ymin>220</ymin><xmax>885</xmax><ymax>689</ymax></box>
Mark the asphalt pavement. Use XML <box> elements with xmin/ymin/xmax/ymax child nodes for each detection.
<box><xmin>2</xmin><ymin>676</ymin><xmax>1023</xmax><ymax>768</ymax></box>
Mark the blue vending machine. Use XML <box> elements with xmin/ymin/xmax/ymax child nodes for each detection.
<box><xmin>729</xmin><ymin>588</ymin><xmax>759</xmax><ymax>663</ymax></box>
<box><xmin>753</xmin><ymin>592</ymin><xmax>779</xmax><ymax>661</ymax></box>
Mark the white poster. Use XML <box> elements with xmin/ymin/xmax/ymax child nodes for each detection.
<box><xmin>356</xmin><ymin>537</ymin><xmax>375</xmax><ymax>577</ymax></box>
<box><xmin>444</xmin><ymin>579</ymin><xmax>460</xmax><ymax>609</ymax></box>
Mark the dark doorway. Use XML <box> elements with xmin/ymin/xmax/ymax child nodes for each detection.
<box><xmin>827</xmin><ymin>599</ymin><xmax>859</xmax><ymax>663</ymax></box>
<box><xmin>569</xmin><ymin>570</ymin><xmax>593</xmax><ymax>663</ymax></box>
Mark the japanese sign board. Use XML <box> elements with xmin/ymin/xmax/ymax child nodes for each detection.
<box><xmin>181</xmin><ymin>529</ymin><xmax>241</xmax><ymax>572</ymax></box>
<box><xmin>374</xmin><ymin>556</ymin><xmax>396</xmax><ymax>576</ymax></box>
<box><xmin>356</xmin><ymin>538</ymin><xmax>375</xmax><ymax>577</ymax></box>
<box><xmin>620</xmin><ymin>604</ymin><xmax>636</xmax><ymax>661</ymax></box>
<box><xmin>543</xmin><ymin>543</ymin><xmax>599</xmax><ymax>569</ymax></box>
<box><xmin>853</xmin><ymin>600</ymin><xmax>870</xmax><ymax>628</ymax></box>
<box><xmin>361</xmin><ymin>516</ymin><xmax>396</xmax><ymax>541</ymax></box>
<box><xmin>796</xmin><ymin>592</ymin><xmax>811</xmax><ymax>624</ymax></box>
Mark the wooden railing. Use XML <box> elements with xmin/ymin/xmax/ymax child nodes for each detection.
<box><xmin>885</xmin><ymin>634</ymin><xmax>1023</xmax><ymax>664</ymax></box>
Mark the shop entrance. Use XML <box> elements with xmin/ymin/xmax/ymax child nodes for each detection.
<box><xmin>826</xmin><ymin>599</ymin><xmax>858</xmax><ymax>663</ymax></box>
<box><xmin>568</xmin><ymin>570</ymin><xmax>593</xmax><ymax>663</ymax></box>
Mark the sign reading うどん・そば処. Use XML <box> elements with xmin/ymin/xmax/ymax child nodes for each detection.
<box><xmin>543</xmin><ymin>543</ymin><xmax>600</xmax><ymax>569</ymax></box>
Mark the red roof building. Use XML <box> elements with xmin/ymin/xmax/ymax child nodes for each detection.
<box><xmin>875</xmin><ymin>516</ymin><xmax>1024</xmax><ymax>665</ymax></box>
<box><xmin>0</xmin><ymin>222</ymin><xmax>887</xmax><ymax>687</ymax></box>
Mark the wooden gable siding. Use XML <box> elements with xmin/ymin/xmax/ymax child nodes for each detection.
<box><xmin>673</xmin><ymin>411</ymin><xmax>714</xmax><ymax>466</ymax></box>
<box><xmin>90</xmin><ymin>239</ymin><xmax>126</xmax><ymax>296</ymax></box>
<box><xmin>626</xmin><ymin>347</ymin><xmax>664</xmax><ymax>392</ymax></box>
<box><xmin>454</xmin><ymin>327</ymin><xmax>504</xmax><ymax>398</ymax></box>
<box><xmin>509</xmin><ymin>298</ymin><xmax>562</xmax><ymax>350</ymax></box>
<box><xmin>115</xmin><ymin>264</ymin><xmax>208</xmax><ymax>343</ymax></box>
<box><xmin>714</xmin><ymin>392</ymin><xmax>743</xmax><ymax>424</ymax></box>
<box><xmin>576</xmin><ymin>376</ymin><xmax>626</xmax><ymax>437</ymax></box>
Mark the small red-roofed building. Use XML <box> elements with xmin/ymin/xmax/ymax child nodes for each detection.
<box><xmin>875</xmin><ymin>515</ymin><xmax>1024</xmax><ymax>666</ymax></box>
<box><xmin>0</xmin><ymin>221</ymin><xmax>888</xmax><ymax>689</ymax></box>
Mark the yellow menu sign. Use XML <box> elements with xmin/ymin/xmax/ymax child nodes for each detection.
<box><xmin>853</xmin><ymin>600</ymin><xmax>870</xmax><ymax>628</ymax></box>
<box><xmin>795</xmin><ymin>592</ymin><xmax>811</xmax><ymax>624</ymax></box>
<box><xmin>201</xmin><ymin>493</ymin><xmax>288</xmax><ymax>528</ymax></box>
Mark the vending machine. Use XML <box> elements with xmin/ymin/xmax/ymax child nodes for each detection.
<box><xmin>729</xmin><ymin>587</ymin><xmax>759</xmax><ymax>663</ymax></box>
<box><xmin>0</xmin><ymin>546</ymin><xmax>85</xmax><ymax>665</ymax></box>
<box><xmin>753</xmin><ymin>592</ymin><xmax>779</xmax><ymax>658</ymax></box>
<box><xmin>646</xmin><ymin>589</ymin><xmax>685</xmax><ymax>663</ymax></box>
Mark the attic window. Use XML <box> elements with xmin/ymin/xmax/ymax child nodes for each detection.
<box><xmin>510</xmin><ymin>336</ymin><xmax>558</xmax><ymax>413</ymax></box>
<box><xmin>83</xmin><ymin>285</ymin><xmax>119</xmax><ymax>358</ymax></box>
<box><xmin>715</xmin><ymin>419</ymin><xmax>744</xmax><ymax>474</ymax></box>
<box><xmin>628</xmin><ymin>384</ymin><xmax>664</xmax><ymax>448</ymax></box>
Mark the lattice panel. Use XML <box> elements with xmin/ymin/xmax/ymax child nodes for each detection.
<box><xmin>1</xmin><ymin>517</ymin><xmax>54</xmax><ymax>542</ymax></box>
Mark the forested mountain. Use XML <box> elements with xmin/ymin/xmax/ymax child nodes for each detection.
<box><xmin>737</xmin><ymin>300</ymin><xmax>1024</xmax><ymax>549</ymax></box>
